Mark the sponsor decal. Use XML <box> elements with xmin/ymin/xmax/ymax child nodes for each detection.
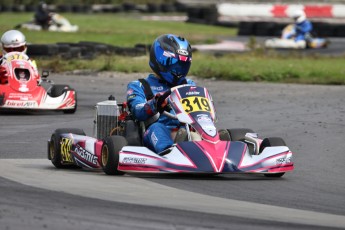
<box><xmin>135</xmin><ymin>103</ymin><xmax>145</xmax><ymax>109</ymax></box>
<box><xmin>8</xmin><ymin>93</ymin><xmax>33</xmax><ymax>99</ymax></box>
<box><xmin>186</xmin><ymin>86</ymin><xmax>199</xmax><ymax>96</ymax></box>
<box><xmin>163</xmin><ymin>51</ymin><xmax>176</xmax><ymax>58</ymax></box>
<box><xmin>122</xmin><ymin>157</ymin><xmax>147</xmax><ymax>164</ymax></box>
<box><xmin>61</xmin><ymin>138</ymin><xmax>73</xmax><ymax>163</ymax></box>
<box><xmin>176</xmin><ymin>49</ymin><xmax>189</xmax><ymax>56</ymax></box>
<box><xmin>16</xmin><ymin>61</ymin><xmax>25</xmax><ymax>67</ymax></box>
<box><xmin>73</xmin><ymin>144</ymin><xmax>98</xmax><ymax>165</ymax></box>
<box><xmin>127</xmin><ymin>89</ymin><xmax>133</xmax><ymax>95</ymax></box>
<box><xmin>197</xmin><ymin>114</ymin><xmax>211</xmax><ymax>122</ymax></box>
<box><xmin>5</xmin><ymin>100</ymin><xmax>37</xmax><ymax>108</ymax></box>
<box><xmin>127</xmin><ymin>94</ymin><xmax>136</xmax><ymax>100</ymax></box>
<box><xmin>19</xmin><ymin>84</ymin><xmax>29</xmax><ymax>92</ymax></box>
<box><xmin>186</xmin><ymin>91</ymin><xmax>200</xmax><ymax>96</ymax></box>
<box><xmin>151</xmin><ymin>86</ymin><xmax>163</xmax><ymax>91</ymax></box>
<box><xmin>151</xmin><ymin>132</ymin><xmax>158</xmax><ymax>146</ymax></box>
<box><xmin>276</xmin><ymin>156</ymin><xmax>292</xmax><ymax>165</ymax></box>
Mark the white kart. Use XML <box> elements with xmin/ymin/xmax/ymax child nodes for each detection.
<box><xmin>17</xmin><ymin>13</ymin><xmax>78</xmax><ymax>33</ymax></box>
<box><xmin>265</xmin><ymin>24</ymin><xmax>328</xmax><ymax>49</ymax></box>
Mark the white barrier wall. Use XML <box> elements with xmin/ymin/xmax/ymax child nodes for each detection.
<box><xmin>217</xmin><ymin>3</ymin><xmax>345</xmax><ymax>18</ymax></box>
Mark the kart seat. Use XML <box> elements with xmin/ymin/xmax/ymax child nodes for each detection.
<box><xmin>123</xmin><ymin>120</ymin><xmax>142</xmax><ymax>146</ymax></box>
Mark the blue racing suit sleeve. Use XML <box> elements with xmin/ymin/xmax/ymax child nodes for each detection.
<box><xmin>126</xmin><ymin>77</ymin><xmax>196</xmax><ymax>123</ymax></box>
<box><xmin>295</xmin><ymin>20</ymin><xmax>313</xmax><ymax>41</ymax></box>
<box><xmin>127</xmin><ymin>80</ymin><xmax>157</xmax><ymax>121</ymax></box>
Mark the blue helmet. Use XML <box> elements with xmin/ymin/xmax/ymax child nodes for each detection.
<box><xmin>149</xmin><ymin>34</ymin><xmax>192</xmax><ymax>86</ymax></box>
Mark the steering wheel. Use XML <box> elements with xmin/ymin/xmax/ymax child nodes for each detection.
<box><xmin>157</xmin><ymin>89</ymin><xmax>177</xmax><ymax>120</ymax></box>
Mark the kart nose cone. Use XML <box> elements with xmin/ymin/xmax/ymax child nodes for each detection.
<box><xmin>204</xmin><ymin>125</ymin><xmax>217</xmax><ymax>137</ymax></box>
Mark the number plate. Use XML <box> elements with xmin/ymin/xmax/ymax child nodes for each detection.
<box><xmin>180</xmin><ymin>96</ymin><xmax>212</xmax><ymax>114</ymax></box>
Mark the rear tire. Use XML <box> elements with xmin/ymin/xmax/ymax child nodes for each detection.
<box><xmin>49</xmin><ymin>128</ymin><xmax>85</xmax><ymax>168</ymax></box>
<box><xmin>101</xmin><ymin>135</ymin><xmax>127</xmax><ymax>175</ymax></box>
<box><xmin>260</xmin><ymin>137</ymin><xmax>286</xmax><ymax>178</ymax></box>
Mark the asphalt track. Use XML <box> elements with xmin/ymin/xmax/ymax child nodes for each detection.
<box><xmin>0</xmin><ymin>72</ymin><xmax>345</xmax><ymax>230</ymax></box>
<box><xmin>194</xmin><ymin>36</ymin><xmax>345</xmax><ymax>56</ymax></box>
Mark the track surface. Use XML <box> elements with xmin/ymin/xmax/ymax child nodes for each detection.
<box><xmin>199</xmin><ymin>36</ymin><xmax>345</xmax><ymax>55</ymax></box>
<box><xmin>1</xmin><ymin>73</ymin><xmax>345</xmax><ymax>230</ymax></box>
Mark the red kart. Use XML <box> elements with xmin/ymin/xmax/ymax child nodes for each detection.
<box><xmin>0</xmin><ymin>52</ymin><xmax>77</xmax><ymax>113</ymax></box>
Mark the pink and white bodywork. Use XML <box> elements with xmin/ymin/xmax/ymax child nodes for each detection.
<box><xmin>51</xmin><ymin>85</ymin><xmax>294</xmax><ymax>176</ymax></box>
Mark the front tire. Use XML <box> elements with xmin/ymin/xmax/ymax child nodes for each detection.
<box><xmin>49</xmin><ymin>84</ymin><xmax>70</xmax><ymax>97</ymax></box>
<box><xmin>259</xmin><ymin>137</ymin><xmax>286</xmax><ymax>178</ymax></box>
<box><xmin>219</xmin><ymin>128</ymin><xmax>254</xmax><ymax>141</ymax></box>
<box><xmin>101</xmin><ymin>135</ymin><xmax>127</xmax><ymax>175</ymax></box>
<box><xmin>49</xmin><ymin>85</ymin><xmax>77</xmax><ymax>114</ymax></box>
<box><xmin>49</xmin><ymin>128</ymin><xmax>85</xmax><ymax>168</ymax></box>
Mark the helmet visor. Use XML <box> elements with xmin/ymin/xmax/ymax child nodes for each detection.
<box><xmin>163</xmin><ymin>54</ymin><xmax>191</xmax><ymax>78</ymax></box>
<box><xmin>4</xmin><ymin>45</ymin><xmax>26</xmax><ymax>53</ymax></box>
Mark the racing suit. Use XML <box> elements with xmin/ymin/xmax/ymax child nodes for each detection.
<box><xmin>127</xmin><ymin>74</ymin><xmax>196</xmax><ymax>153</ymax></box>
<box><xmin>0</xmin><ymin>56</ymin><xmax>8</xmax><ymax>84</ymax></box>
<box><xmin>34</xmin><ymin>8</ymin><xmax>51</xmax><ymax>30</ymax></box>
<box><xmin>295</xmin><ymin>20</ymin><xmax>313</xmax><ymax>42</ymax></box>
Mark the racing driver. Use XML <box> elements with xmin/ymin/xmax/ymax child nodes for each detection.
<box><xmin>290</xmin><ymin>10</ymin><xmax>313</xmax><ymax>45</ymax></box>
<box><xmin>126</xmin><ymin>34</ymin><xmax>195</xmax><ymax>154</ymax></box>
<box><xmin>0</xmin><ymin>30</ymin><xmax>39</xmax><ymax>84</ymax></box>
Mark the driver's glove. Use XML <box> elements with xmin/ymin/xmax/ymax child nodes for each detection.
<box><xmin>0</xmin><ymin>65</ymin><xmax>8</xmax><ymax>84</ymax></box>
<box><xmin>154</xmin><ymin>90</ymin><xmax>171</xmax><ymax>114</ymax></box>
<box><xmin>0</xmin><ymin>65</ymin><xmax>7</xmax><ymax>76</ymax></box>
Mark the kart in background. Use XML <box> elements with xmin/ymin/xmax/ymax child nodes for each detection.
<box><xmin>0</xmin><ymin>52</ymin><xmax>77</xmax><ymax>113</ymax></box>
<box><xmin>265</xmin><ymin>24</ymin><xmax>329</xmax><ymax>49</ymax></box>
<box><xmin>48</xmin><ymin>85</ymin><xmax>294</xmax><ymax>178</ymax></box>
<box><xmin>15</xmin><ymin>13</ymin><xmax>78</xmax><ymax>33</ymax></box>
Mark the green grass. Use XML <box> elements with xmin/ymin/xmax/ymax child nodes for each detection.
<box><xmin>37</xmin><ymin>53</ymin><xmax>345</xmax><ymax>85</ymax></box>
<box><xmin>0</xmin><ymin>13</ymin><xmax>235</xmax><ymax>46</ymax></box>
<box><xmin>191</xmin><ymin>54</ymin><xmax>345</xmax><ymax>85</ymax></box>
<box><xmin>1</xmin><ymin>13</ymin><xmax>345</xmax><ymax>85</ymax></box>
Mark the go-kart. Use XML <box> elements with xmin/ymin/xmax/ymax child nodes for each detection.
<box><xmin>48</xmin><ymin>85</ymin><xmax>294</xmax><ymax>177</ymax></box>
<box><xmin>15</xmin><ymin>13</ymin><xmax>78</xmax><ymax>33</ymax></box>
<box><xmin>0</xmin><ymin>52</ymin><xmax>77</xmax><ymax>113</ymax></box>
<box><xmin>265</xmin><ymin>24</ymin><xmax>329</xmax><ymax>49</ymax></box>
